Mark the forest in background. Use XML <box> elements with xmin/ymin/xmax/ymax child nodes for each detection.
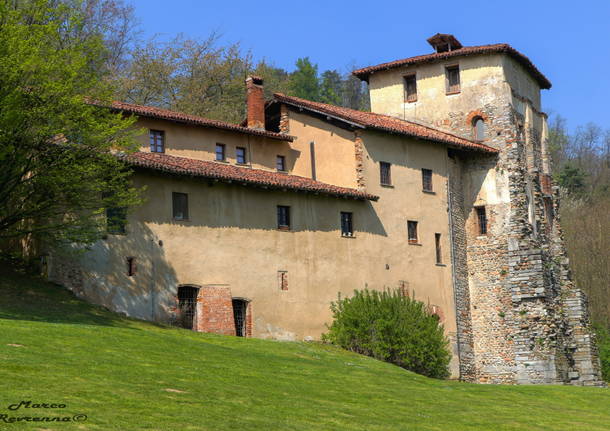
<box><xmin>70</xmin><ymin>0</ymin><xmax>610</xmax><ymax>328</ymax></box>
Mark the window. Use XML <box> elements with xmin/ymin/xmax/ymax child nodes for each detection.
<box><xmin>404</xmin><ymin>74</ymin><xmax>417</xmax><ymax>102</ymax></box>
<box><xmin>106</xmin><ymin>206</ymin><xmax>127</xmax><ymax>234</ymax></box>
<box><xmin>340</xmin><ymin>212</ymin><xmax>353</xmax><ymax>237</ymax></box>
<box><xmin>473</xmin><ymin>117</ymin><xmax>486</xmax><ymax>141</ymax></box>
<box><xmin>278</xmin><ymin>271</ymin><xmax>288</xmax><ymax>291</ymax></box>
<box><xmin>126</xmin><ymin>257</ymin><xmax>136</xmax><ymax>276</ymax></box>
<box><xmin>276</xmin><ymin>155</ymin><xmax>286</xmax><ymax>171</ymax></box>
<box><xmin>215</xmin><ymin>143</ymin><xmax>226</xmax><ymax>161</ymax></box>
<box><xmin>407</xmin><ymin>220</ymin><xmax>418</xmax><ymax>244</ymax></box>
<box><xmin>177</xmin><ymin>285</ymin><xmax>199</xmax><ymax>330</ymax></box>
<box><xmin>172</xmin><ymin>192</ymin><xmax>189</xmax><ymax>221</ymax></box>
<box><xmin>446</xmin><ymin>65</ymin><xmax>460</xmax><ymax>94</ymax></box>
<box><xmin>422</xmin><ymin>168</ymin><xmax>433</xmax><ymax>192</ymax></box>
<box><xmin>380</xmin><ymin>161</ymin><xmax>392</xmax><ymax>186</ymax></box>
<box><xmin>435</xmin><ymin>233</ymin><xmax>442</xmax><ymax>264</ymax></box>
<box><xmin>277</xmin><ymin>205</ymin><xmax>290</xmax><ymax>230</ymax></box>
<box><xmin>475</xmin><ymin>206</ymin><xmax>487</xmax><ymax>235</ymax></box>
<box><xmin>232</xmin><ymin>299</ymin><xmax>248</xmax><ymax>337</ymax></box>
<box><xmin>236</xmin><ymin>147</ymin><xmax>247</xmax><ymax>164</ymax></box>
<box><xmin>149</xmin><ymin>130</ymin><xmax>165</xmax><ymax>153</ymax></box>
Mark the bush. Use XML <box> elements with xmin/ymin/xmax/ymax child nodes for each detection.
<box><xmin>322</xmin><ymin>289</ymin><xmax>451</xmax><ymax>379</ymax></box>
<box><xmin>593</xmin><ymin>324</ymin><xmax>610</xmax><ymax>382</ymax></box>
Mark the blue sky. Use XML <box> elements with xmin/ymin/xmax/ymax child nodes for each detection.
<box><xmin>129</xmin><ymin>0</ymin><xmax>610</xmax><ymax>131</ymax></box>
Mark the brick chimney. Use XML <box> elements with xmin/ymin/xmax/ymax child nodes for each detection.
<box><xmin>246</xmin><ymin>76</ymin><xmax>265</xmax><ymax>130</ymax></box>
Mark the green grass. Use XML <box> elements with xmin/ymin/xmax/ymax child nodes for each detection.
<box><xmin>0</xmin><ymin>264</ymin><xmax>608</xmax><ymax>431</ymax></box>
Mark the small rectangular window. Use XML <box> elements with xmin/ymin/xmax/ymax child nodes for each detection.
<box><xmin>172</xmin><ymin>192</ymin><xmax>189</xmax><ymax>221</ymax></box>
<box><xmin>340</xmin><ymin>212</ymin><xmax>353</xmax><ymax>237</ymax></box>
<box><xmin>404</xmin><ymin>74</ymin><xmax>417</xmax><ymax>102</ymax></box>
<box><xmin>278</xmin><ymin>270</ymin><xmax>288</xmax><ymax>291</ymax></box>
<box><xmin>407</xmin><ymin>220</ymin><xmax>418</xmax><ymax>244</ymax></box>
<box><xmin>475</xmin><ymin>206</ymin><xmax>487</xmax><ymax>235</ymax></box>
<box><xmin>276</xmin><ymin>155</ymin><xmax>286</xmax><ymax>171</ymax></box>
<box><xmin>435</xmin><ymin>233</ymin><xmax>442</xmax><ymax>264</ymax></box>
<box><xmin>422</xmin><ymin>168</ymin><xmax>433</xmax><ymax>192</ymax></box>
<box><xmin>149</xmin><ymin>130</ymin><xmax>165</xmax><ymax>153</ymax></box>
<box><xmin>277</xmin><ymin>205</ymin><xmax>290</xmax><ymax>230</ymax></box>
<box><xmin>106</xmin><ymin>206</ymin><xmax>127</xmax><ymax>234</ymax></box>
<box><xmin>126</xmin><ymin>257</ymin><xmax>136</xmax><ymax>276</ymax></box>
<box><xmin>236</xmin><ymin>147</ymin><xmax>247</xmax><ymax>164</ymax></box>
<box><xmin>380</xmin><ymin>161</ymin><xmax>392</xmax><ymax>186</ymax></box>
<box><xmin>215</xmin><ymin>143</ymin><xmax>226</xmax><ymax>161</ymax></box>
<box><xmin>446</xmin><ymin>65</ymin><xmax>460</xmax><ymax>94</ymax></box>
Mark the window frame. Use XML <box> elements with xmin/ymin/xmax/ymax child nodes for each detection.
<box><xmin>380</xmin><ymin>161</ymin><xmax>392</xmax><ymax>186</ymax></box>
<box><xmin>149</xmin><ymin>129</ymin><xmax>165</xmax><ymax>153</ymax></box>
<box><xmin>435</xmin><ymin>233</ymin><xmax>442</xmax><ymax>264</ymax></box>
<box><xmin>407</xmin><ymin>220</ymin><xmax>419</xmax><ymax>244</ymax></box>
<box><xmin>172</xmin><ymin>192</ymin><xmax>189</xmax><ymax>221</ymax></box>
<box><xmin>215</xmin><ymin>143</ymin><xmax>226</xmax><ymax>161</ymax></box>
<box><xmin>340</xmin><ymin>211</ymin><xmax>354</xmax><ymax>237</ymax></box>
<box><xmin>404</xmin><ymin>73</ymin><xmax>417</xmax><ymax>103</ymax></box>
<box><xmin>276</xmin><ymin>155</ymin><xmax>286</xmax><ymax>172</ymax></box>
<box><xmin>422</xmin><ymin>168</ymin><xmax>433</xmax><ymax>193</ymax></box>
<box><xmin>473</xmin><ymin>117</ymin><xmax>486</xmax><ymax>142</ymax></box>
<box><xmin>126</xmin><ymin>257</ymin><xmax>136</xmax><ymax>276</ymax></box>
<box><xmin>277</xmin><ymin>205</ymin><xmax>291</xmax><ymax>230</ymax></box>
<box><xmin>236</xmin><ymin>146</ymin><xmax>247</xmax><ymax>164</ymax></box>
<box><xmin>475</xmin><ymin>206</ymin><xmax>488</xmax><ymax>235</ymax></box>
<box><xmin>445</xmin><ymin>64</ymin><xmax>461</xmax><ymax>95</ymax></box>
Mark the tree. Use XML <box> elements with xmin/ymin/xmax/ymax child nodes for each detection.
<box><xmin>319</xmin><ymin>70</ymin><xmax>342</xmax><ymax>106</ymax></box>
<box><xmin>0</xmin><ymin>0</ymin><xmax>140</xmax><ymax>246</ymax></box>
<box><xmin>288</xmin><ymin>57</ymin><xmax>319</xmax><ymax>101</ymax></box>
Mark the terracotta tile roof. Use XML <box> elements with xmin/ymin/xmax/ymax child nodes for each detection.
<box><xmin>273</xmin><ymin>93</ymin><xmax>498</xmax><ymax>154</ymax></box>
<box><xmin>352</xmin><ymin>44</ymin><xmax>551</xmax><ymax>89</ymax></box>
<box><xmin>103</xmin><ymin>101</ymin><xmax>294</xmax><ymax>141</ymax></box>
<box><xmin>122</xmin><ymin>151</ymin><xmax>378</xmax><ymax>201</ymax></box>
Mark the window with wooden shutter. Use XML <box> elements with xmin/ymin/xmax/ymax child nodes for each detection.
<box><xmin>149</xmin><ymin>130</ymin><xmax>165</xmax><ymax>153</ymax></box>
<box><xmin>407</xmin><ymin>220</ymin><xmax>418</xmax><ymax>244</ymax></box>
<box><xmin>172</xmin><ymin>192</ymin><xmax>189</xmax><ymax>221</ymax></box>
<box><xmin>277</xmin><ymin>205</ymin><xmax>290</xmax><ymax>230</ymax></box>
<box><xmin>422</xmin><ymin>168</ymin><xmax>433</xmax><ymax>192</ymax></box>
<box><xmin>404</xmin><ymin>74</ymin><xmax>417</xmax><ymax>102</ymax></box>
<box><xmin>446</xmin><ymin>65</ymin><xmax>460</xmax><ymax>94</ymax></box>
<box><xmin>435</xmin><ymin>233</ymin><xmax>442</xmax><ymax>264</ymax></box>
<box><xmin>340</xmin><ymin>212</ymin><xmax>353</xmax><ymax>237</ymax></box>
<box><xmin>380</xmin><ymin>162</ymin><xmax>392</xmax><ymax>186</ymax></box>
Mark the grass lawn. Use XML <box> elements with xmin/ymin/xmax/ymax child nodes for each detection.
<box><xmin>0</xmin><ymin>264</ymin><xmax>608</xmax><ymax>430</ymax></box>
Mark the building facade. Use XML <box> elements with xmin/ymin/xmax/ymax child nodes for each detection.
<box><xmin>49</xmin><ymin>35</ymin><xmax>602</xmax><ymax>385</ymax></box>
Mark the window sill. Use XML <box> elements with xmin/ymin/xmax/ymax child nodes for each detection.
<box><xmin>380</xmin><ymin>183</ymin><xmax>394</xmax><ymax>188</ymax></box>
<box><xmin>276</xmin><ymin>169</ymin><xmax>288</xmax><ymax>174</ymax></box>
<box><xmin>435</xmin><ymin>263</ymin><xmax>447</xmax><ymax>267</ymax></box>
<box><xmin>404</xmin><ymin>99</ymin><xmax>417</xmax><ymax>104</ymax></box>
<box><xmin>173</xmin><ymin>218</ymin><xmax>190</xmax><ymax>222</ymax></box>
<box><xmin>236</xmin><ymin>162</ymin><xmax>249</xmax><ymax>166</ymax></box>
<box><xmin>408</xmin><ymin>241</ymin><xmax>422</xmax><ymax>246</ymax></box>
<box><xmin>214</xmin><ymin>159</ymin><xmax>229</xmax><ymax>163</ymax></box>
<box><xmin>446</xmin><ymin>90</ymin><xmax>461</xmax><ymax>96</ymax></box>
<box><xmin>422</xmin><ymin>190</ymin><xmax>436</xmax><ymax>195</ymax></box>
<box><xmin>277</xmin><ymin>226</ymin><xmax>291</xmax><ymax>232</ymax></box>
<box><xmin>341</xmin><ymin>234</ymin><xmax>356</xmax><ymax>239</ymax></box>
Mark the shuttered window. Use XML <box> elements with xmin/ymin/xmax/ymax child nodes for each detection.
<box><xmin>446</xmin><ymin>65</ymin><xmax>460</xmax><ymax>94</ymax></box>
<box><xmin>404</xmin><ymin>74</ymin><xmax>417</xmax><ymax>102</ymax></box>
<box><xmin>340</xmin><ymin>212</ymin><xmax>353</xmax><ymax>237</ymax></box>
<box><xmin>407</xmin><ymin>220</ymin><xmax>418</xmax><ymax>244</ymax></box>
<box><xmin>380</xmin><ymin>162</ymin><xmax>392</xmax><ymax>186</ymax></box>
<box><xmin>149</xmin><ymin>130</ymin><xmax>165</xmax><ymax>153</ymax></box>
<box><xmin>172</xmin><ymin>192</ymin><xmax>189</xmax><ymax>221</ymax></box>
<box><xmin>422</xmin><ymin>168</ymin><xmax>433</xmax><ymax>192</ymax></box>
<box><xmin>277</xmin><ymin>205</ymin><xmax>290</xmax><ymax>230</ymax></box>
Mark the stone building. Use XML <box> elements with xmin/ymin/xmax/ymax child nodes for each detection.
<box><xmin>49</xmin><ymin>34</ymin><xmax>602</xmax><ymax>385</ymax></box>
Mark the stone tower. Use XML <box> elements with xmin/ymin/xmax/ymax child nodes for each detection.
<box><xmin>354</xmin><ymin>34</ymin><xmax>603</xmax><ymax>385</ymax></box>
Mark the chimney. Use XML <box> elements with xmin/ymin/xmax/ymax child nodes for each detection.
<box><xmin>246</xmin><ymin>76</ymin><xmax>265</xmax><ymax>130</ymax></box>
<box><xmin>427</xmin><ymin>33</ymin><xmax>463</xmax><ymax>53</ymax></box>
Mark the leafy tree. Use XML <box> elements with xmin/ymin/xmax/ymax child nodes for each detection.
<box><xmin>323</xmin><ymin>288</ymin><xmax>451</xmax><ymax>379</ymax></box>
<box><xmin>251</xmin><ymin>60</ymin><xmax>291</xmax><ymax>99</ymax></box>
<box><xmin>319</xmin><ymin>70</ymin><xmax>342</xmax><ymax>106</ymax></box>
<box><xmin>288</xmin><ymin>57</ymin><xmax>319</xmax><ymax>101</ymax></box>
<box><xmin>0</xmin><ymin>0</ymin><xmax>140</xmax><ymax>245</ymax></box>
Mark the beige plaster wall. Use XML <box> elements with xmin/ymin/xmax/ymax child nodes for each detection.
<box><xmin>134</xmin><ymin>118</ymin><xmax>298</xmax><ymax>173</ymax></box>
<box><xmin>284</xmin><ymin>110</ymin><xmax>359</xmax><ymax>188</ymax></box>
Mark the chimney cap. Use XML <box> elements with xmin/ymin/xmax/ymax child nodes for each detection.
<box><xmin>246</xmin><ymin>75</ymin><xmax>264</xmax><ymax>85</ymax></box>
<box><xmin>427</xmin><ymin>34</ymin><xmax>463</xmax><ymax>53</ymax></box>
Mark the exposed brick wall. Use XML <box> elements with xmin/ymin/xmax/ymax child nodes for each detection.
<box><xmin>195</xmin><ymin>286</ymin><xmax>236</xmax><ymax>336</ymax></box>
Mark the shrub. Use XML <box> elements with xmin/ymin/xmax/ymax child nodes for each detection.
<box><xmin>593</xmin><ymin>323</ymin><xmax>610</xmax><ymax>382</ymax></box>
<box><xmin>322</xmin><ymin>289</ymin><xmax>451</xmax><ymax>379</ymax></box>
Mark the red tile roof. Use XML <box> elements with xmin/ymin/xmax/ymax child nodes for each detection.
<box><xmin>273</xmin><ymin>93</ymin><xmax>498</xmax><ymax>154</ymax></box>
<box><xmin>104</xmin><ymin>101</ymin><xmax>294</xmax><ymax>142</ymax></box>
<box><xmin>352</xmin><ymin>44</ymin><xmax>551</xmax><ymax>89</ymax></box>
<box><xmin>122</xmin><ymin>152</ymin><xmax>378</xmax><ymax>201</ymax></box>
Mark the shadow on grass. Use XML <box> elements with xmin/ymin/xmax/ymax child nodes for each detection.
<box><xmin>0</xmin><ymin>262</ymin><xmax>160</xmax><ymax>329</ymax></box>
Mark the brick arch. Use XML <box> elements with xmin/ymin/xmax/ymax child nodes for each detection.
<box><xmin>466</xmin><ymin>110</ymin><xmax>489</xmax><ymax>126</ymax></box>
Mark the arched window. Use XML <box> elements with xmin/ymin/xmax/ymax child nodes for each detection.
<box><xmin>473</xmin><ymin>117</ymin><xmax>486</xmax><ymax>141</ymax></box>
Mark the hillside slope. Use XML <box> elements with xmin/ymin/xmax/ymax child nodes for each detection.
<box><xmin>0</xmin><ymin>264</ymin><xmax>608</xmax><ymax>431</ymax></box>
